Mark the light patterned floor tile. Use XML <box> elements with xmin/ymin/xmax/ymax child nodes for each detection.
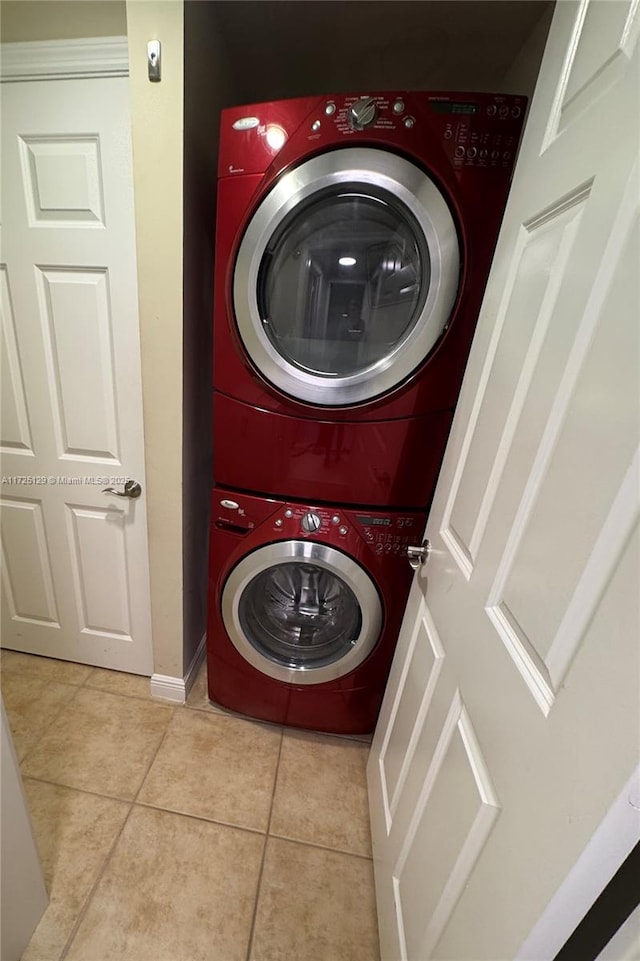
<box><xmin>20</xmin><ymin>780</ymin><xmax>129</xmax><ymax>961</ymax></box>
<box><xmin>139</xmin><ymin>707</ymin><xmax>281</xmax><ymax>831</ymax></box>
<box><xmin>251</xmin><ymin>837</ymin><xmax>380</xmax><ymax>961</ymax></box>
<box><xmin>1</xmin><ymin>672</ymin><xmax>78</xmax><ymax>762</ymax></box>
<box><xmin>65</xmin><ymin>805</ymin><xmax>264</xmax><ymax>961</ymax></box>
<box><xmin>0</xmin><ymin>651</ymin><xmax>93</xmax><ymax>684</ymax></box>
<box><xmin>270</xmin><ymin>729</ymin><xmax>372</xmax><ymax>856</ymax></box>
<box><xmin>84</xmin><ymin>666</ymin><xmax>153</xmax><ymax>700</ymax></box>
<box><xmin>21</xmin><ymin>688</ymin><xmax>173</xmax><ymax>800</ymax></box>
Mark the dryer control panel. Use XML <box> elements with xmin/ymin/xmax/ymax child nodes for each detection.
<box><xmin>218</xmin><ymin>90</ymin><xmax>527</xmax><ymax>180</ymax></box>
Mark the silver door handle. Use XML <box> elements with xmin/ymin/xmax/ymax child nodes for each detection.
<box><xmin>102</xmin><ymin>479</ymin><xmax>142</xmax><ymax>499</ymax></box>
<box><xmin>407</xmin><ymin>539</ymin><xmax>430</xmax><ymax>570</ymax></box>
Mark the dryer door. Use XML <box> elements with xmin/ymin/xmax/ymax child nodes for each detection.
<box><xmin>234</xmin><ymin>147</ymin><xmax>460</xmax><ymax>406</ymax></box>
<box><xmin>221</xmin><ymin>540</ymin><xmax>383</xmax><ymax>684</ymax></box>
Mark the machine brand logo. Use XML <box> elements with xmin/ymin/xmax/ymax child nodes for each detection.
<box><xmin>233</xmin><ymin>117</ymin><xmax>260</xmax><ymax>130</ymax></box>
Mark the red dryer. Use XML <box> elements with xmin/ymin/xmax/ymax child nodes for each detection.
<box><xmin>213</xmin><ymin>91</ymin><xmax>526</xmax><ymax>508</ymax></box>
<box><xmin>207</xmin><ymin>486</ymin><xmax>426</xmax><ymax>733</ymax></box>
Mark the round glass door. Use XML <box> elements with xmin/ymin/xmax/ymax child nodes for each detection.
<box><xmin>221</xmin><ymin>541</ymin><xmax>383</xmax><ymax>684</ymax></box>
<box><xmin>234</xmin><ymin>147</ymin><xmax>460</xmax><ymax>406</ymax></box>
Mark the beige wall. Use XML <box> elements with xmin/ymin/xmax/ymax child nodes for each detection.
<box><xmin>127</xmin><ymin>0</ymin><xmax>184</xmax><ymax>678</ymax></box>
<box><xmin>0</xmin><ymin>1</ymin><xmax>126</xmax><ymax>42</ymax></box>
<box><xmin>182</xmin><ymin>2</ymin><xmax>237</xmax><ymax>674</ymax></box>
<box><xmin>499</xmin><ymin>2</ymin><xmax>555</xmax><ymax>97</ymax></box>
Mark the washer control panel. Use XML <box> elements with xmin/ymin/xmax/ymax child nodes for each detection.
<box><xmin>354</xmin><ymin>513</ymin><xmax>423</xmax><ymax>555</ymax></box>
<box><xmin>272</xmin><ymin>501</ymin><xmax>425</xmax><ymax>550</ymax></box>
<box><xmin>273</xmin><ymin>505</ymin><xmax>348</xmax><ymax>537</ymax></box>
<box><xmin>305</xmin><ymin>91</ymin><xmax>526</xmax><ymax>173</ymax></box>
<box><xmin>213</xmin><ymin>490</ymin><xmax>427</xmax><ymax>559</ymax></box>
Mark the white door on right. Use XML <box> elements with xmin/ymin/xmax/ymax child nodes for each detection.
<box><xmin>368</xmin><ymin>2</ymin><xmax>639</xmax><ymax>959</ymax></box>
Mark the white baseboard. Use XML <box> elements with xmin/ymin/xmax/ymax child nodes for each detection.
<box><xmin>149</xmin><ymin>633</ymin><xmax>206</xmax><ymax>704</ymax></box>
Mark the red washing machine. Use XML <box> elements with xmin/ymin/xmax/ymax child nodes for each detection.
<box><xmin>213</xmin><ymin>90</ymin><xmax>526</xmax><ymax>508</ymax></box>
<box><xmin>207</xmin><ymin>486</ymin><xmax>426</xmax><ymax>734</ymax></box>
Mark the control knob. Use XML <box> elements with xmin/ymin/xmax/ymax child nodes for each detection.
<box><xmin>301</xmin><ymin>512</ymin><xmax>321</xmax><ymax>533</ymax></box>
<box><xmin>348</xmin><ymin>97</ymin><xmax>378</xmax><ymax>131</ymax></box>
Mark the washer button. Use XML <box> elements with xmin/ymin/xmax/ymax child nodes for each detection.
<box><xmin>404</xmin><ymin>116</ymin><xmax>416</xmax><ymax>128</ymax></box>
<box><xmin>275</xmin><ymin>519</ymin><xmax>283</xmax><ymax>528</ymax></box>
<box><xmin>339</xmin><ymin>526</ymin><xmax>348</xmax><ymax>535</ymax></box>
<box><xmin>325</xmin><ymin>102</ymin><xmax>336</xmax><ymax>115</ymax></box>
<box><xmin>393</xmin><ymin>99</ymin><xmax>405</xmax><ymax>114</ymax></box>
<box><xmin>220</xmin><ymin>499</ymin><xmax>239</xmax><ymax>510</ymax></box>
<box><xmin>311</xmin><ymin>119</ymin><xmax>321</xmax><ymax>131</ymax></box>
<box><xmin>454</xmin><ymin>145</ymin><xmax>465</xmax><ymax>158</ymax></box>
<box><xmin>284</xmin><ymin>509</ymin><xmax>293</xmax><ymax>518</ymax></box>
<box><xmin>332</xmin><ymin>515</ymin><xmax>341</xmax><ymax>525</ymax></box>
<box><xmin>487</xmin><ymin>104</ymin><xmax>497</xmax><ymax>116</ymax></box>
<box><xmin>467</xmin><ymin>146</ymin><xmax>477</xmax><ymax>159</ymax></box>
<box><xmin>499</xmin><ymin>105</ymin><xmax>510</xmax><ymax>119</ymax></box>
<box><xmin>511</xmin><ymin>105</ymin><xmax>521</xmax><ymax>118</ymax></box>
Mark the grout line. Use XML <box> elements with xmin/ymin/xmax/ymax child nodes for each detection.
<box><xmin>17</xmin><ymin>684</ymin><xmax>82</xmax><ymax>768</ymax></box>
<box><xmin>184</xmin><ymin>698</ymin><xmax>290</xmax><ymax>735</ymax></box>
<box><xmin>245</xmin><ymin>725</ymin><xmax>285</xmax><ymax>961</ymax></box>
<box><xmin>266</xmin><ymin>831</ymin><xmax>374</xmax><ymax>861</ymax></box>
<box><xmin>58</xmin><ymin>702</ymin><xmax>175</xmax><ymax>961</ymax></box>
<box><xmin>20</xmin><ymin>774</ymin><xmax>136</xmax><ymax>806</ymax></box>
<box><xmin>133</xmin><ymin>799</ymin><xmax>269</xmax><ymax>839</ymax></box>
<box><xmin>58</xmin><ymin>799</ymin><xmax>136</xmax><ymax>961</ymax></box>
<box><xmin>131</xmin><ymin>706</ymin><xmax>176</xmax><ymax>805</ymax></box>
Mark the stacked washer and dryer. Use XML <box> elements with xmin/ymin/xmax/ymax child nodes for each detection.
<box><xmin>207</xmin><ymin>91</ymin><xmax>525</xmax><ymax>734</ymax></box>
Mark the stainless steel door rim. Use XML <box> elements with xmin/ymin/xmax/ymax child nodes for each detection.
<box><xmin>221</xmin><ymin>540</ymin><xmax>383</xmax><ymax>684</ymax></box>
<box><xmin>233</xmin><ymin>147</ymin><xmax>460</xmax><ymax>406</ymax></box>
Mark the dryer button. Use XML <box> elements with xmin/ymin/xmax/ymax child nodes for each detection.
<box><xmin>301</xmin><ymin>512</ymin><xmax>321</xmax><ymax>533</ymax></box>
<box><xmin>275</xmin><ymin>519</ymin><xmax>283</xmax><ymax>528</ymax></box>
<box><xmin>325</xmin><ymin>102</ymin><xmax>336</xmax><ymax>116</ymax></box>
<box><xmin>339</xmin><ymin>526</ymin><xmax>348</xmax><ymax>535</ymax></box>
<box><xmin>332</xmin><ymin>515</ymin><xmax>341</xmax><ymax>525</ymax></box>
<box><xmin>393</xmin><ymin>99</ymin><xmax>405</xmax><ymax>114</ymax></box>
<box><xmin>220</xmin><ymin>499</ymin><xmax>239</xmax><ymax>510</ymax></box>
<box><xmin>284</xmin><ymin>509</ymin><xmax>293</xmax><ymax>518</ymax></box>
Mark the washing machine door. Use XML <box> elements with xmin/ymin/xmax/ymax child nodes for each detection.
<box><xmin>221</xmin><ymin>540</ymin><xmax>383</xmax><ymax>685</ymax></box>
<box><xmin>234</xmin><ymin>147</ymin><xmax>460</xmax><ymax>406</ymax></box>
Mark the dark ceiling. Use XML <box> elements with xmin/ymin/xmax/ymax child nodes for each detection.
<box><xmin>208</xmin><ymin>1</ymin><xmax>554</xmax><ymax>103</ymax></box>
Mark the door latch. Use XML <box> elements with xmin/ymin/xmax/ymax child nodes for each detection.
<box><xmin>147</xmin><ymin>41</ymin><xmax>161</xmax><ymax>82</ymax></box>
<box><xmin>407</xmin><ymin>539</ymin><xmax>431</xmax><ymax>570</ymax></box>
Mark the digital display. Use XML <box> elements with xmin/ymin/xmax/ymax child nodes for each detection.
<box><xmin>356</xmin><ymin>516</ymin><xmax>392</xmax><ymax>527</ymax></box>
<box><xmin>429</xmin><ymin>101</ymin><xmax>479</xmax><ymax>115</ymax></box>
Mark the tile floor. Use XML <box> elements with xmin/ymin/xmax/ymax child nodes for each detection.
<box><xmin>1</xmin><ymin>650</ymin><xmax>380</xmax><ymax>961</ymax></box>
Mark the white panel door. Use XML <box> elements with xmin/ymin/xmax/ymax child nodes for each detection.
<box><xmin>368</xmin><ymin>2</ymin><xmax>640</xmax><ymax>958</ymax></box>
<box><xmin>0</xmin><ymin>75</ymin><xmax>153</xmax><ymax>675</ymax></box>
